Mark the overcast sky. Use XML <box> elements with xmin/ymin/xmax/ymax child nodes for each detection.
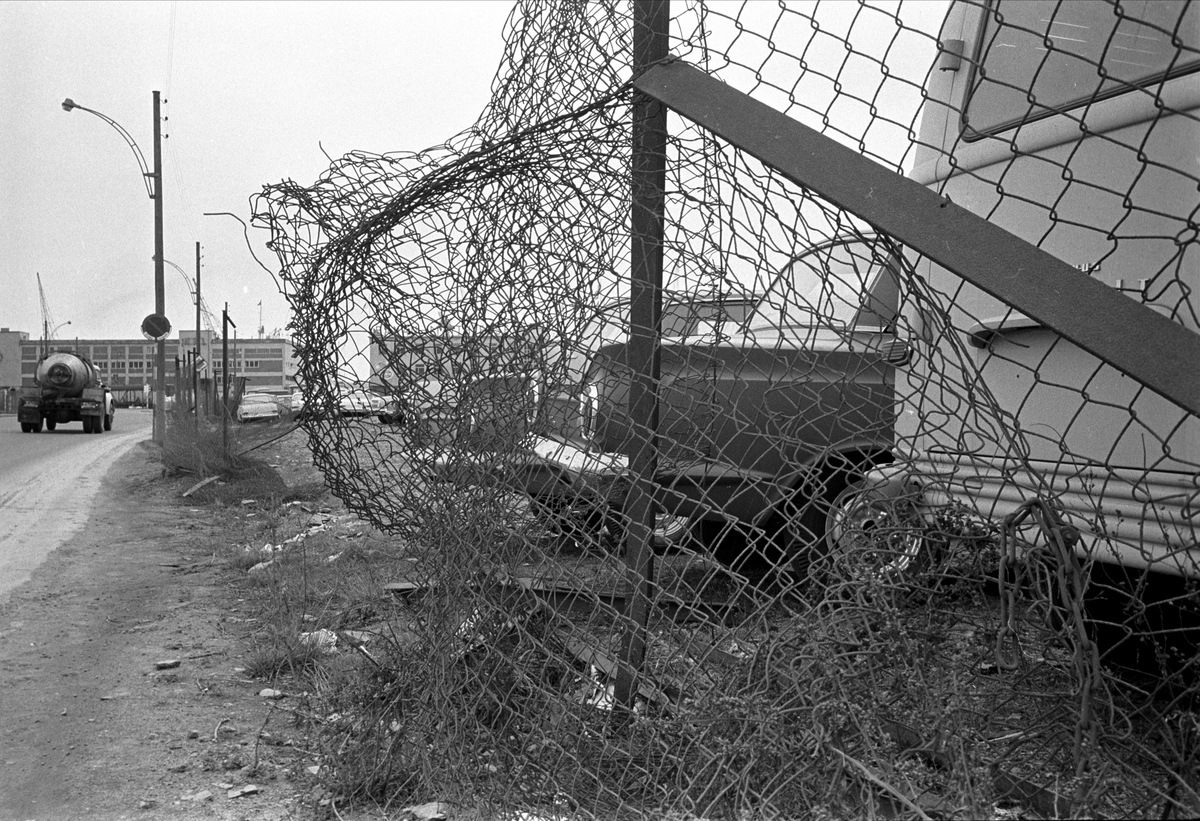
<box><xmin>1</xmin><ymin>0</ymin><xmax>515</xmax><ymax>344</ymax></box>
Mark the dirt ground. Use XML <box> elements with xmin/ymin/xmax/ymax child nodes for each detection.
<box><xmin>0</xmin><ymin>433</ymin><xmax>340</xmax><ymax>821</ymax></box>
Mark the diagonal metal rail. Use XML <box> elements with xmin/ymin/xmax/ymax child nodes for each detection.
<box><xmin>632</xmin><ymin>59</ymin><xmax>1200</xmax><ymax>419</ymax></box>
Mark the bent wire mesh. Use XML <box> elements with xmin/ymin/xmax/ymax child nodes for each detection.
<box><xmin>253</xmin><ymin>1</ymin><xmax>1200</xmax><ymax>817</ymax></box>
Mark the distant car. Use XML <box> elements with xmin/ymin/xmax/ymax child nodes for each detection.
<box><xmin>236</xmin><ymin>392</ymin><xmax>282</xmax><ymax>423</ymax></box>
<box><xmin>339</xmin><ymin>390</ymin><xmax>386</xmax><ymax>418</ymax></box>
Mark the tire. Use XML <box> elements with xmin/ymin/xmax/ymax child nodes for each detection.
<box><xmin>32</xmin><ymin>419</ymin><xmax>44</xmax><ymax>433</ymax></box>
<box><xmin>45</xmin><ymin>419</ymin><xmax>57</xmax><ymax>431</ymax></box>
<box><xmin>92</xmin><ymin>416</ymin><xmax>103</xmax><ymax>434</ymax></box>
<box><xmin>104</xmin><ymin>413</ymin><xmax>113</xmax><ymax>431</ymax></box>
<box><xmin>82</xmin><ymin>416</ymin><xmax>94</xmax><ymax>433</ymax></box>
<box><xmin>823</xmin><ymin>479</ymin><xmax>927</xmax><ymax>582</ymax></box>
<box><xmin>20</xmin><ymin>422</ymin><xmax>31</xmax><ymax>433</ymax></box>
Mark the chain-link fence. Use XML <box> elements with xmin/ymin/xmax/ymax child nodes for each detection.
<box><xmin>252</xmin><ymin>0</ymin><xmax>1200</xmax><ymax>817</ymax></box>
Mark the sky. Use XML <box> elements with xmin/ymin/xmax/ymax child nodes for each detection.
<box><xmin>1</xmin><ymin>0</ymin><xmax>516</xmax><ymax>344</ymax></box>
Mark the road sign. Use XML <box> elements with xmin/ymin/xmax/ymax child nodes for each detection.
<box><xmin>142</xmin><ymin>313</ymin><xmax>171</xmax><ymax>340</ymax></box>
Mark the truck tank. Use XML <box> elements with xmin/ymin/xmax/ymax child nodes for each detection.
<box><xmin>35</xmin><ymin>352</ymin><xmax>101</xmax><ymax>398</ymax></box>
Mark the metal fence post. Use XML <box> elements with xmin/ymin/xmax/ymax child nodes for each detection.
<box><xmin>615</xmin><ymin>0</ymin><xmax>669</xmax><ymax>711</ymax></box>
<box><xmin>222</xmin><ymin>305</ymin><xmax>236</xmax><ymax>458</ymax></box>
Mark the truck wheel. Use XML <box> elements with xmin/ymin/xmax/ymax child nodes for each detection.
<box><xmin>20</xmin><ymin>422</ymin><xmax>31</xmax><ymax>433</ymax></box>
<box><xmin>104</xmin><ymin>414</ymin><xmax>113</xmax><ymax>431</ymax></box>
<box><xmin>82</xmin><ymin>416</ymin><xmax>94</xmax><ymax>433</ymax></box>
<box><xmin>46</xmin><ymin>419</ymin><xmax>57</xmax><ymax>431</ymax></box>
<box><xmin>32</xmin><ymin>419</ymin><xmax>43</xmax><ymax>433</ymax></box>
<box><xmin>92</xmin><ymin>416</ymin><xmax>103</xmax><ymax>434</ymax></box>
<box><xmin>824</xmin><ymin>479</ymin><xmax>927</xmax><ymax>582</ymax></box>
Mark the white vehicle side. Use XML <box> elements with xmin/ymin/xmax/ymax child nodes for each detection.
<box><xmin>901</xmin><ymin>1</ymin><xmax>1199</xmax><ymax>576</ymax></box>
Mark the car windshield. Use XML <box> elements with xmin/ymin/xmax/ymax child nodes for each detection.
<box><xmin>745</xmin><ymin>238</ymin><xmax>898</xmax><ymax>332</ymax></box>
<box><xmin>661</xmin><ymin>298</ymin><xmax>756</xmax><ymax>337</ymax></box>
<box><xmin>584</xmin><ymin>293</ymin><xmax>756</xmax><ymax>345</ymax></box>
<box><xmin>243</xmin><ymin>394</ymin><xmax>272</xmax><ymax>403</ymax></box>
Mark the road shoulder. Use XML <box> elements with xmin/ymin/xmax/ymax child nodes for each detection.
<box><xmin>0</xmin><ymin>441</ymin><xmax>311</xmax><ymax>820</ymax></box>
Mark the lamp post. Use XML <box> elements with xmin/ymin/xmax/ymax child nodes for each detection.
<box><xmin>165</xmin><ymin>253</ymin><xmax>203</xmax><ymax>422</ymax></box>
<box><xmin>62</xmin><ymin>92</ymin><xmax>167</xmax><ymax>444</ymax></box>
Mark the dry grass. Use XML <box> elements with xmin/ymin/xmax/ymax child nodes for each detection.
<box><xmin>154</xmin><ymin>417</ymin><xmax>1200</xmax><ymax>820</ymax></box>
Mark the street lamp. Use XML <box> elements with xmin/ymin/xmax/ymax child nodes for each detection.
<box><xmin>62</xmin><ymin>93</ymin><xmax>167</xmax><ymax>444</ymax></box>
<box><xmin>165</xmin><ymin>253</ymin><xmax>206</xmax><ymax>422</ymax></box>
<box><xmin>42</xmin><ymin>320</ymin><xmax>71</xmax><ymax>358</ymax></box>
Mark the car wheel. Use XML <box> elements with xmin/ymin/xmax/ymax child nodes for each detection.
<box><xmin>824</xmin><ymin>479</ymin><xmax>927</xmax><ymax>582</ymax></box>
<box><xmin>46</xmin><ymin>418</ymin><xmax>57</xmax><ymax>431</ymax></box>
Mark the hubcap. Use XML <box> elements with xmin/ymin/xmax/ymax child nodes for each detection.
<box><xmin>831</xmin><ymin>490</ymin><xmax>923</xmax><ymax>580</ymax></box>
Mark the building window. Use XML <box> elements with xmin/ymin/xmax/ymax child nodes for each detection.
<box><xmin>129</xmin><ymin>361</ymin><xmax>144</xmax><ymax>371</ymax></box>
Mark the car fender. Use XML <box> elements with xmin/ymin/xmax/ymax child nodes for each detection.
<box><xmin>850</xmin><ymin>463</ymin><xmax>950</xmax><ymax>524</ymax></box>
<box><xmin>745</xmin><ymin>445</ymin><xmax>894</xmax><ymax>531</ymax></box>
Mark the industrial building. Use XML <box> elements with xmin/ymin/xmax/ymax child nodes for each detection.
<box><xmin>4</xmin><ymin>328</ymin><xmax>296</xmax><ymax>406</ymax></box>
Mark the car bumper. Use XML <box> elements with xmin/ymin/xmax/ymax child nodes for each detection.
<box><xmin>422</xmin><ymin>436</ymin><xmax>718</xmax><ymax>548</ymax></box>
<box><xmin>238</xmin><ymin>412</ymin><xmax>280</xmax><ymax>422</ymax></box>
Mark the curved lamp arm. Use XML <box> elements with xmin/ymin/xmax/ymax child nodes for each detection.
<box><xmin>61</xmin><ymin>98</ymin><xmax>156</xmax><ymax>200</ymax></box>
<box><xmin>162</xmin><ymin>258</ymin><xmax>195</xmax><ymax>300</ymax></box>
<box><xmin>163</xmin><ymin>257</ymin><xmax>219</xmax><ymax>332</ymax></box>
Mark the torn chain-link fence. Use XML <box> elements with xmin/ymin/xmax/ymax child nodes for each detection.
<box><xmin>253</xmin><ymin>0</ymin><xmax>1200</xmax><ymax>817</ymax></box>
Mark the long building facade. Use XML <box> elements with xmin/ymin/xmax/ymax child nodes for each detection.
<box><xmin>12</xmin><ymin>330</ymin><xmax>296</xmax><ymax>405</ymax></box>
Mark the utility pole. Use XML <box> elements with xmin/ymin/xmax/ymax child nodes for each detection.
<box><xmin>152</xmin><ymin>90</ymin><xmax>166</xmax><ymax>445</ymax></box>
<box><xmin>194</xmin><ymin>241</ymin><xmax>201</xmax><ymax>424</ymax></box>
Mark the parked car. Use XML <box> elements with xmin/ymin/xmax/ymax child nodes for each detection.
<box><xmin>561</xmin><ymin>289</ymin><xmax>758</xmax><ymax>385</ymax></box>
<box><xmin>427</xmin><ymin>236</ymin><xmax>909</xmax><ymax>573</ymax></box>
<box><xmin>339</xmin><ymin>389</ymin><xmax>386</xmax><ymax>418</ymax></box>
<box><xmin>378</xmin><ymin>395</ymin><xmax>407</xmax><ymax>425</ymax></box>
<box><xmin>285</xmin><ymin>392</ymin><xmax>306</xmax><ymax>417</ymax></box>
<box><xmin>237</xmin><ymin>392</ymin><xmax>282</xmax><ymax>423</ymax></box>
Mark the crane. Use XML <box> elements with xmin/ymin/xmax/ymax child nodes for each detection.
<box><xmin>37</xmin><ymin>273</ymin><xmax>61</xmax><ymax>358</ymax></box>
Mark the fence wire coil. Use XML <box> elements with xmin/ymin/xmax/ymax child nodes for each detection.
<box><xmin>253</xmin><ymin>1</ymin><xmax>1200</xmax><ymax>817</ymax></box>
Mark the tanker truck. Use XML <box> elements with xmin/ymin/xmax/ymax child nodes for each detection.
<box><xmin>17</xmin><ymin>351</ymin><xmax>114</xmax><ymax>434</ymax></box>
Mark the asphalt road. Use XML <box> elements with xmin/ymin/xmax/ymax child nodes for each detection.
<box><xmin>0</xmin><ymin>408</ymin><xmax>151</xmax><ymax>602</ymax></box>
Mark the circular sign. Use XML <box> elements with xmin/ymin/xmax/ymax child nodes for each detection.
<box><xmin>141</xmin><ymin>313</ymin><xmax>172</xmax><ymax>340</ymax></box>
